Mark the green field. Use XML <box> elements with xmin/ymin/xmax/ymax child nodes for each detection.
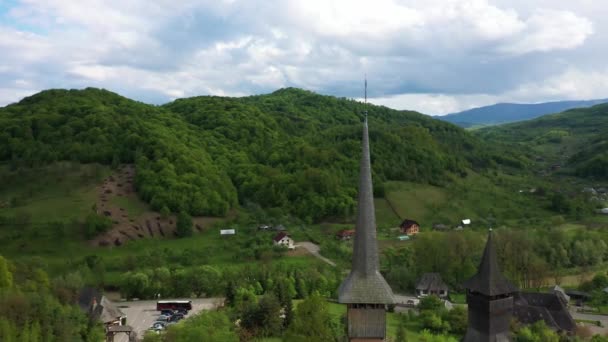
<box><xmin>0</xmin><ymin>162</ymin><xmax>109</xmax><ymax>223</ymax></box>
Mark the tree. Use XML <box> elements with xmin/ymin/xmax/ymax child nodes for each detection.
<box><xmin>445</xmin><ymin>306</ymin><xmax>467</xmax><ymax>335</ymax></box>
<box><xmin>285</xmin><ymin>293</ymin><xmax>338</xmax><ymax>342</ymax></box>
<box><xmin>149</xmin><ymin>310</ymin><xmax>238</xmax><ymax>342</ymax></box>
<box><xmin>514</xmin><ymin>321</ymin><xmax>559</xmax><ymax>342</ymax></box>
<box><xmin>0</xmin><ymin>255</ymin><xmax>13</xmax><ymax>289</ymax></box>
<box><xmin>122</xmin><ymin>272</ymin><xmax>150</xmax><ymax>299</ymax></box>
<box><xmin>176</xmin><ymin>211</ymin><xmax>193</xmax><ymax>238</ymax></box>
<box><xmin>188</xmin><ymin>266</ymin><xmax>222</xmax><ymax>297</ymax></box>
<box><xmin>396</xmin><ymin>315</ymin><xmax>407</xmax><ymax>342</ymax></box>
<box><xmin>419</xmin><ymin>295</ymin><xmax>444</xmax><ymax>311</ymax></box>
<box><xmin>160</xmin><ymin>206</ymin><xmax>170</xmax><ymax>219</ymax></box>
<box><xmin>240</xmin><ymin>294</ymin><xmax>283</xmax><ymax>337</ymax></box>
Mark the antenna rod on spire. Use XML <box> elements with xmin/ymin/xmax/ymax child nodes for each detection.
<box><xmin>364</xmin><ymin>75</ymin><xmax>368</xmax><ymax>120</ymax></box>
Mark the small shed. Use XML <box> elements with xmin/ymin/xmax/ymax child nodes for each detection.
<box><xmin>416</xmin><ymin>273</ymin><xmax>449</xmax><ymax>298</ymax></box>
<box><xmin>461</xmin><ymin>219</ymin><xmax>471</xmax><ymax>225</ymax></box>
<box><xmin>220</xmin><ymin>229</ymin><xmax>236</xmax><ymax>236</ymax></box>
<box><xmin>432</xmin><ymin>223</ymin><xmax>448</xmax><ymax>231</ymax></box>
<box><xmin>398</xmin><ymin>235</ymin><xmax>410</xmax><ymax>241</ymax></box>
<box><xmin>336</xmin><ymin>229</ymin><xmax>355</xmax><ymax>241</ymax></box>
<box><xmin>258</xmin><ymin>224</ymin><xmax>271</xmax><ymax>231</ymax></box>
<box><xmin>400</xmin><ymin>219</ymin><xmax>420</xmax><ymax>236</ymax></box>
<box><xmin>273</xmin><ymin>232</ymin><xmax>294</xmax><ymax>249</ymax></box>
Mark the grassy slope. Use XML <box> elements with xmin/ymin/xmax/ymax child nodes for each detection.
<box><xmin>476</xmin><ymin>103</ymin><xmax>608</xmax><ymax>177</ymax></box>
<box><xmin>382</xmin><ymin>170</ymin><xmax>556</xmax><ymax>230</ymax></box>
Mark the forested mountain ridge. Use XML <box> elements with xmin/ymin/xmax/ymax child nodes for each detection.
<box><xmin>476</xmin><ymin>103</ymin><xmax>608</xmax><ymax>180</ymax></box>
<box><xmin>0</xmin><ymin>87</ymin><xmax>525</xmax><ymax>221</ymax></box>
<box><xmin>441</xmin><ymin>98</ymin><xmax>608</xmax><ymax>128</ymax></box>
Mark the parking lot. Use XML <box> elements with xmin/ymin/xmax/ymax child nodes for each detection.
<box><xmin>113</xmin><ymin>298</ymin><xmax>224</xmax><ymax>342</ymax></box>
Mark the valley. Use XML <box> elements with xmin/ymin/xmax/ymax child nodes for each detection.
<box><xmin>2</xmin><ymin>88</ymin><xmax>608</xmax><ymax>341</ymax></box>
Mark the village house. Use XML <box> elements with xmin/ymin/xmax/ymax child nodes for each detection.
<box><xmin>78</xmin><ymin>288</ymin><xmax>126</xmax><ymax>327</ymax></box>
<box><xmin>415</xmin><ymin>273</ymin><xmax>449</xmax><ymax>298</ymax></box>
<box><xmin>400</xmin><ymin>219</ymin><xmax>420</xmax><ymax>236</ymax></box>
<box><xmin>336</xmin><ymin>229</ymin><xmax>355</xmax><ymax>241</ymax></box>
<box><xmin>273</xmin><ymin>232</ymin><xmax>294</xmax><ymax>249</ymax></box>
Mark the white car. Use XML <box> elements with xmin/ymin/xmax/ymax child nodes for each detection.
<box><xmin>157</xmin><ymin>314</ymin><xmax>171</xmax><ymax>321</ymax></box>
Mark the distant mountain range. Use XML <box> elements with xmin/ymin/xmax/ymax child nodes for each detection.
<box><xmin>439</xmin><ymin>99</ymin><xmax>608</xmax><ymax>127</ymax></box>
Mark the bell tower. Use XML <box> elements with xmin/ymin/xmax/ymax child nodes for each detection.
<box><xmin>338</xmin><ymin>79</ymin><xmax>395</xmax><ymax>341</ymax></box>
<box><xmin>463</xmin><ymin>230</ymin><xmax>518</xmax><ymax>342</ymax></box>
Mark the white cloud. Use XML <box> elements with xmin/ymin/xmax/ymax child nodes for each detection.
<box><xmin>372</xmin><ymin>68</ymin><xmax>608</xmax><ymax>115</ymax></box>
<box><xmin>0</xmin><ymin>0</ymin><xmax>603</xmax><ymax>115</ymax></box>
<box><xmin>371</xmin><ymin>93</ymin><xmax>500</xmax><ymax>115</ymax></box>
<box><xmin>501</xmin><ymin>9</ymin><xmax>593</xmax><ymax>54</ymax></box>
<box><xmin>509</xmin><ymin>68</ymin><xmax>608</xmax><ymax>101</ymax></box>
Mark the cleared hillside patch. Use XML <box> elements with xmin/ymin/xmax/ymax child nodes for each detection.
<box><xmin>384</xmin><ymin>181</ymin><xmax>447</xmax><ymax>228</ymax></box>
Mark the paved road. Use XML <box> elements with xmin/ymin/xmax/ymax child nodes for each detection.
<box><xmin>297</xmin><ymin>241</ymin><xmax>336</xmax><ymax>266</ymax></box>
<box><xmin>113</xmin><ymin>298</ymin><xmax>223</xmax><ymax>342</ymax></box>
<box><xmin>570</xmin><ymin>308</ymin><xmax>608</xmax><ymax>335</ymax></box>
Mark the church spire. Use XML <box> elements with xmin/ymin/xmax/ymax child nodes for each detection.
<box><xmin>463</xmin><ymin>229</ymin><xmax>517</xmax><ymax>296</ymax></box>
<box><xmin>338</xmin><ymin>79</ymin><xmax>394</xmax><ymax>305</ymax></box>
<box><xmin>463</xmin><ymin>229</ymin><xmax>517</xmax><ymax>342</ymax></box>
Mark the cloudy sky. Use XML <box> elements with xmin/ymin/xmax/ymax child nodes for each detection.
<box><xmin>1</xmin><ymin>0</ymin><xmax>607</xmax><ymax>115</ymax></box>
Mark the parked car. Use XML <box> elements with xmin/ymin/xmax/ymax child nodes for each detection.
<box><xmin>152</xmin><ymin>321</ymin><xmax>167</xmax><ymax>328</ymax></box>
<box><xmin>157</xmin><ymin>314</ymin><xmax>171</xmax><ymax>322</ymax></box>
<box><xmin>160</xmin><ymin>309</ymin><xmax>174</xmax><ymax>316</ymax></box>
<box><xmin>169</xmin><ymin>313</ymin><xmax>185</xmax><ymax>322</ymax></box>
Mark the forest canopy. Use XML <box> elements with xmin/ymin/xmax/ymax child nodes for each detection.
<box><xmin>0</xmin><ymin>88</ymin><xmax>526</xmax><ymax>221</ymax></box>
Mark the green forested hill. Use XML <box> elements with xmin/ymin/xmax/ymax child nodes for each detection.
<box><xmin>476</xmin><ymin>103</ymin><xmax>608</xmax><ymax>179</ymax></box>
<box><xmin>0</xmin><ymin>87</ymin><xmax>525</xmax><ymax>221</ymax></box>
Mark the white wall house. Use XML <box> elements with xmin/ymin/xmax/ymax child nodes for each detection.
<box><xmin>273</xmin><ymin>232</ymin><xmax>295</xmax><ymax>249</ymax></box>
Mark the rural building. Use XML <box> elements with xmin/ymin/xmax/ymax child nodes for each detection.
<box><xmin>432</xmin><ymin>223</ymin><xmax>448</xmax><ymax>231</ymax></box>
<box><xmin>513</xmin><ymin>292</ymin><xmax>576</xmax><ymax>334</ymax></box>
<box><xmin>551</xmin><ymin>285</ymin><xmax>570</xmax><ymax>305</ymax></box>
<box><xmin>400</xmin><ymin>219</ymin><xmax>420</xmax><ymax>235</ymax></box>
<box><xmin>273</xmin><ymin>232</ymin><xmax>294</xmax><ymax>249</ymax></box>
<box><xmin>461</xmin><ymin>219</ymin><xmax>471</xmax><ymax>225</ymax></box>
<box><xmin>398</xmin><ymin>235</ymin><xmax>409</xmax><ymax>241</ymax></box>
<box><xmin>415</xmin><ymin>273</ymin><xmax>448</xmax><ymax>298</ymax></box>
<box><xmin>78</xmin><ymin>288</ymin><xmax>126</xmax><ymax>327</ymax></box>
<box><xmin>336</xmin><ymin>229</ymin><xmax>355</xmax><ymax>240</ymax></box>
<box><xmin>220</xmin><ymin>229</ymin><xmax>236</xmax><ymax>236</ymax></box>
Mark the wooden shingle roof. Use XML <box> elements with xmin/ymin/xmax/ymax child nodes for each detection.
<box><xmin>463</xmin><ymin>230</ymin><xmax>517</xmax><ymax>296</ymax></box>
<box><xmin>338</xmin><ymin>118</ymin><xmax>394</xmax><ymax>305</ymax></box>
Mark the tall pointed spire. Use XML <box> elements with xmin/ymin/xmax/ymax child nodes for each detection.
<box><xmin>463</xmin><ymin>229</ymin><xmax>517</xmax><ymax>342</ymax></box>
<box><xmin>338</xmin><ymin>79</ymin><xmax>394</xmax><ymax>304</ymax></box>
<box><xmin>463</xmin><ymin>229</ymin><xmax>517</xmax><ymax>296</ymax></box>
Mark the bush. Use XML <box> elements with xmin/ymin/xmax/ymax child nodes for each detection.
<box><xmin>176</xmin><ymin>212</ymin><xmax>193</xmax><ymax>238</ymax></box>
<box><xmin>83</xmin><ymin>213</ymin><xmax>112</xmax><ymax>239</ymax></box>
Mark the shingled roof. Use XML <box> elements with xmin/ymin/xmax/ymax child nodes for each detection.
<box><xmin>463</xmin><ymin>230</ymin><xmax>517</xmax><ymax>296</ymax></box>
<box><xmin>514</xmin><ymin>292</ymin><xmax>576</xmax><ymax>333</ymax></box>
<box><xmin>416</xmin><ymin>273</ymin><xmax>449</xmax><ymax>292</ymax></box>
<box><xmin>338</xmin><ymin>117</ymin><xmax>394</xmax><ymax>304</ymax></box>
<box><xmin>78</xmin><ymin>287</ymin><xmax>124</xmax><ymax>324</ymax></box>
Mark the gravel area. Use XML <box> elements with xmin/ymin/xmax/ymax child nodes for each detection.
<box><xmin>113</xmin><ymin>298</ymin><xmax>224</xmax><ymax>342</ymax></box>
